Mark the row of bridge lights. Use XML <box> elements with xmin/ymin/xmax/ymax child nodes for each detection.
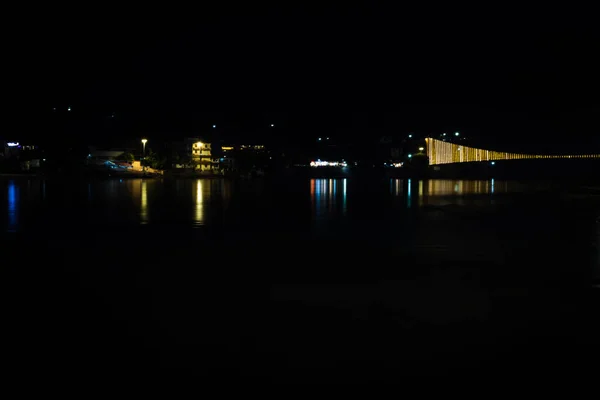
<box><xmin>408</xmin><ymin>132</ymin><xmax>460</xmax><ymax>139</ymax></box>
<box><xmin>407</xmin><ymin>132</ymin><xmax>459</xmax><ymax>159</ymax></box>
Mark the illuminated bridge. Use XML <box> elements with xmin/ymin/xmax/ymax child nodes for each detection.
<box><xmin>425</xmin><ymin>137</ymin><xmax>600</xmax><ymax>166</ymax></box>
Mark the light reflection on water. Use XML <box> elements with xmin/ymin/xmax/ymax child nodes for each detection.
<box><xmin>140</xmin><ymin>180</ymin><xmax>148</xmax><ymax>224</ymax></box>
<box><xmin>311</xmin><ymin>178</ymin><xmax>347</xmax><ymax>218</ymax></box>
<box><xmin>390</xmin><ymin>179</ymin><xmax>513</xmax><ymax>198</ymax></box>
<box><xmin>195</xmin><ymin>180</ymin><xmax>204</xmax><ymax>226</ymax></box>
<box><xmin>310</xmin><ymin>178</ymin><xmax>521</xmax><ymax>218</ymax></box>
<box><xmin>7</xmin><ymin>181</ymin><xmax>18</xmax><ymax>232</ymax></box>
<box><xmin>0</xmin><ymin>178</ymin><xmax>566</xmax><ymax>232</ymax></box>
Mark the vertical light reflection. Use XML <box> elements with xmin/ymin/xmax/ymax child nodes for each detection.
<box><xmin>322</xmin><ymin>179</ymin><xmax>327</xmax><ymax>213</ymax></box>
<box><xmin>407</xmin><ymin>178</ymin><xmax>412</xmax><ymax>208</ymax></box>
<box><xmin>342</xmin><ymin>178</ymin><xmax>347</xmax><ymax>215</ymax></box>
<box><xmin>194</xmin><ymin>179</ymin><xmax>204</xmax><ymax>226</ymax></box>
<box><xmin>391</xmin><ymin>179</ymin><xmax>403</xmax><ymax>196</ymax></box>
<box><xmin>328</xmin><ymin>179</ymin><xmax>333</xmax><ymax>212</ymax></box>
<box><xmin>312</xmin><ymin>178</ymin><xmax>346</xmax><ymax>218</ymax></box>
<box><xmin>418</xmin><ymin>180</ymin><xmax>424</xmax><ymax>206</ymax></box>
<box><xmin>7</xmin><ymin>181</ymin><xmax>19</xmax><ymax>232</ymax></box>
<box><xmin>313</xmin><ymin>179</ymin><xmax>320</xmax><ymax>216</ymax></box>
<box><xmin>140</xmin><ymin>180</ymin><xmax>148</xmax><ymax>224</ymax></box>
<box><xmin>491</xmin><ymin>178</ymin><xmax>495</xmax><ymax>194</ymax></box>
<box><xmin>333</xmin><ymin>179</ymin><xmax>337</xmax><ymax>196</ymax></box>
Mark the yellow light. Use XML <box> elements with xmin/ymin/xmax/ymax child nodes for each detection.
<box><xmin>140</xmin><ymin>180</ymin><xmax>148</xmax><ymax>224</ymax></box>
<box><xmin>195</xmin><ymin>180</ymin><xmax>204</xmax><ymax>225</ymax></box>
<box><xmin>425</xmin><ymin>137</ymin><xmax>600</xmax><ymax>166</ymax></box>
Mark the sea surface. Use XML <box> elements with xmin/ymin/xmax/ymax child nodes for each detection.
<box><xmin>3</xmin><ymin>177</ymin><xmax>600</xmax><ymax>383</ymax></box>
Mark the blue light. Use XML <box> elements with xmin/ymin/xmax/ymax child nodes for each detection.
<box><xmin>343</xmin><ymin>178</ymin><xmax>347</xmax><ymax>214</ymax></box>
<box><xmin>408</xmin><ymin>134</ymin><xmax>412</xmax><ymax>138</ymax></box>
<box><xmin>7</xmin><ymin>181</ymin><xmax>18</xmax><ymax>231</ymax></box>
<box><xmin>212</xmin><ymin>124</ymin><xmax>216</xmax><ymax>128</ymax></box>
<box><xmin>8</xmin><ymin>183</ymin><xmax>16</xmax><ymax>206</ymax></box>
<box><xmin>408</xmin><ymin>154</ymin><xmax>412</xmax><ymax>158</ymax></box>
<box><xmin>407</xmin><ymin>179</ymin><xmax>412</xmax><ymax>208</ymax></box>
<box><xmin>455</xmin><ymin>132</ymin><xmax>460</xmax><ymax>136</ymax></box>
<box><xmin>491</xmin><ymin>161</ymin><xmax>495</xmax><ymax>165</ymax></box>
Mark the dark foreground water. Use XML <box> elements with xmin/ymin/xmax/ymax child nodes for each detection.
<box><xmin>3</xmin><ymin>177</ymin><xmax>600</xmax><ymax>384</ymax></box>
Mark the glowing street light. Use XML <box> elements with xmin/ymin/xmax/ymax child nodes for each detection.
<box><xmin>490</xmin><ymin>161</ymin><xmax>495</xmax><ymax>165</ymax></box>
<box><xmin>408</xmin><ymin>134</ymin><xmax>413</xmax><ymax>138</ymax></box>
<box><xmin>141</xmin><ymin>139</ymin><xmax>148</xmax><ymax>173</ymax></box>
<box><xmin>455</xmin><ymin>132</ymin><xmax>460</xmax><ymax>136</ymax></box>
<box><xmin>270</xmin><ymin>124</ymin><xmax>275</xmax><ymax>127</ymax></box>
<box><xmin>408</xmin><ymin>154</ymin><xmax>412</xmax><ymax>158</ymax></box>
<box><xmin>212</xmin><ymin>125</ymin><xmax>217</xmax><ymax>129</ymax></box>
<box><xmin>418</xmin><ymin>147</ymin><xmax>425</xmax><ymax>151</ymax></box>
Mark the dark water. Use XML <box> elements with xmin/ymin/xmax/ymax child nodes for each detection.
<box><xmin>0</xmin><ymin>177</ymin><xmax>562</xmax><ymax>233</ymax></box>
<box><xmin>3</xmin><ymin>178</ymin><xmax>600</xmax><ymax>383</ymax></box>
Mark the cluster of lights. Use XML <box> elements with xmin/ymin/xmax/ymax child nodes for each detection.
<box><xmin>310</xmin><ymin>160</ymin><xmax>348</xmax><ymax>167</ymax></box>
<box><xmin>426</xmin><ymin>137</ymin><xmax>600</xmax><ymax>166</ymax></box>
<box><xmin>385</xmin><ymin>162</ymin><xmax>403</xmax><ymax>168</ymax></box>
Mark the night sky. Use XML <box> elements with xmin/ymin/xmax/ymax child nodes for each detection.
<box><xmin>7</xmin><ymin>4</ymin><xmax>600</xmax><ymax>152</ymax></box>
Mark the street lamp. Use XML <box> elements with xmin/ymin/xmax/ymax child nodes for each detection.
<box><xmin>418</xmin><ymin>147</ymin><xmax>424</xmax><ymax>151</ymax></box>
<box><xmin>270</xmin><ymin>124</ymin><xmax>275</xmax><ymax>127</ymax></box>
<box><xmin>141</xmin><ymin>139</ymin><xmax>148</xmax><ymax>173</ymax></box>
<box><xmin>455</xmin><ymin>132</ymin><xmax>460</xmax><ymax>136</ymax></box>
